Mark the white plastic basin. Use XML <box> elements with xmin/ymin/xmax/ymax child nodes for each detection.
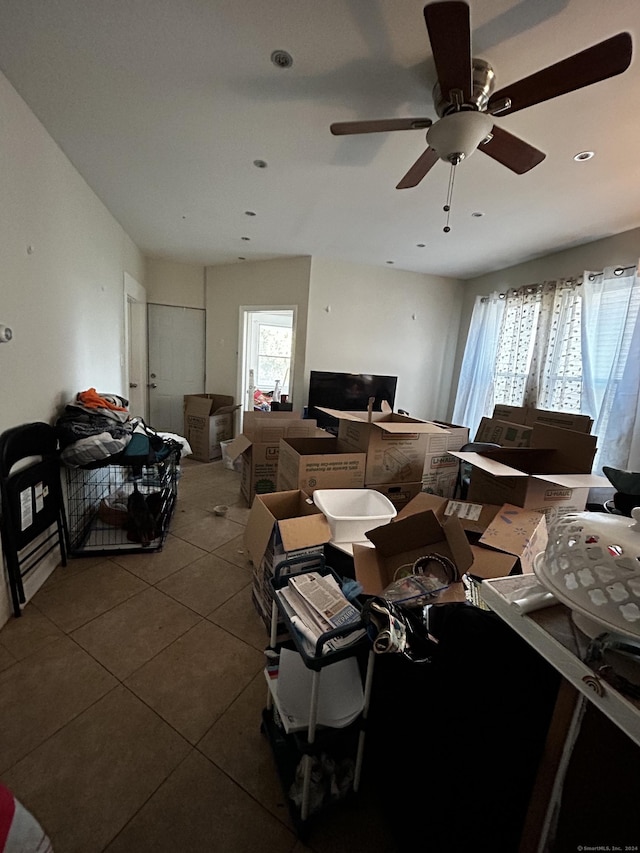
<box><xmin>312</xmin><ymin>489</ymin><xmax>397</xmax><ymax>543</ymax></box>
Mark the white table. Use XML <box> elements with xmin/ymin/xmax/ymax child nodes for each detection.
<box><xmin>480</xmin><ymin>575</ymin><xmax>640</xmax><ymax>852</ymax></box>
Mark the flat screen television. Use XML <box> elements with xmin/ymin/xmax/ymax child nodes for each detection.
<box><xmin>307</xmin><ymin>371</ymin><xmax>398</xmax><ymax>432</ymax></box>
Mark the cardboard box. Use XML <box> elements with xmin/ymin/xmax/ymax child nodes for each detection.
<box><xmin>447</xmin><ymin>498</ymin><xmax>547</xmax><ymax>579</ymax></box>
<box><xmin>421</xmin><ymin>451</ymin><xmax>460</xmax><ymax>498</ymax></box>
<box><xmin>452</xmin><ymin>423</ymin><xmax>606</xmax><ymax>515</ymax></box>
<box><xmin>277</xmin><ymin>436</ymin><xmax>367</xmax><ymax>494</ymax></box>
<box><xmin>244</xmin><ymin>489</ymin><xmax>332</xmax><ymax>570</ymax></box>
<box><xmin>183</xmin><ymin>394</ymin><xmax>240</xmax><ymax>462</ymax></box>
<box><xmin>395</xmin><ymin>492</ymin><xmax>547</xmax><ymax>580</ymax></box>
<box><xmin>490</xmin><ymin>405</ymin><xmax>593</xmax><ymax>434</ymax></box>
<box><xmin>317</xmin><ymin>408</ymin><xmax>450</xmax><ymax>485</ymax></box>
<box><xmin>426</xmin><ymin>420</ymin><xmax>470</xmax><ymax>451</ymax></box>
<box><xmin>351</xmin><ymin>496</ymin><xmax>473</xmax><ymax>601</ymax></box>
<box><xmin>474</xmin><ymin>417</ymin><xmax>533</xmax><ymax>447</ymax></box>
<box><xmin>226</xmin><ymin>412</ymin><xmax>331</xmax><ymax>503</ymax></box>
<box><xmin>244</xmin><ymin>490</ymin><xmax>332</xmax><ymax>634</ymax></box>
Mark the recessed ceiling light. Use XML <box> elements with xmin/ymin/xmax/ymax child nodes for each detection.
<box><xmin>253</xmin><ymin>159</ymin><xmax>267</xmax><ymax>169</ymax></box>
<box><xmin>241</xmin><ymin>236</ymin><xmax>251</xmax><ymax>241</ymax></box>
<box><xmin>471</xmin><ymin>211</ymin><xmax>484</xmax><ymax>217</ymax></box>
<box><xmin>574</xmin><ymin>151</ymin><xmax>595</xmax><ymax>161</ymax></box>
<box><xmin>238</xmin><ymin>257</ymin><xmax>246</xmax><ymax>261</ymax></box>
<box><xmin>416</xmin><ymin>243</ymin><xmax>426</xmax><ymax>248</ymax></box>
<box><xmin>271</xmin><ymin>50</ymin><xmax>293</xmax><ymax>69</ymax></box>
<box><xmin>245</xmin><ymin>211</ymin><xmax>256</xmax><ymax>217</ymax></box>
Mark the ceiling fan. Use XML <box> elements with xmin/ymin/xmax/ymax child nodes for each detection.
<box><xmin>330</xmin><ymin>1</ymin><xmax>633</xmax><ymax>190</ymax></box>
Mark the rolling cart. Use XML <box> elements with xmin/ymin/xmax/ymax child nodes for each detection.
<box><xmin>261</xmin><ymin>554</ymin><xmax>375</xmax><ymax>837</ymax></box>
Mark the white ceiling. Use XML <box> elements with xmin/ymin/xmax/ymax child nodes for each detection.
<box><xmin>1</xmin><ymin>0</ymin><xmax>639</xmax><ymax>279</ymax></box>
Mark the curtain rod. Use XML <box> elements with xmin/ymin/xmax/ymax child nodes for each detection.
<box><xmin>480</xmin><ymin>263</ymin><xmax>637</xmax><ymax>302</ymax></box>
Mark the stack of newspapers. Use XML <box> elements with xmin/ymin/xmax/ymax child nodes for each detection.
<box><xmin>276</xmin><ymin>571</ymin><xmax>366</xmax><ymax>656</ymax></box>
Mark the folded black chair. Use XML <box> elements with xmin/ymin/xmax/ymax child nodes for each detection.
<box><xmin>0</xmin><ymin>422</ymin><xmax>69</xmax><ymax>616</ymax></box>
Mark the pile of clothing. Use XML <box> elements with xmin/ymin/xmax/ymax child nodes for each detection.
<box><xmin>55</xmin><ymin>388</ymin><xmax>188</xmax><ymax>467</ymax></box>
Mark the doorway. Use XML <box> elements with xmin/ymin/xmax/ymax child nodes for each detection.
<box><xmin>124</xmin><ymin>273</ymin><xmax>148</xmax><ymax>420</ymax></box>
<box><xmin>238</xmin><ymin>307</ymin><xmax>296</xmax><ymax>424</ymax></box>
<box><xmin>147</xmin><ymin>304</ymin><xmax>206</xmax><ymax>433</ymax></box>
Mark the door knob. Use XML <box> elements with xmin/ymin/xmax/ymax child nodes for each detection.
<box><xmin>129</xmin><ymin>383</ymin><xmax>138</xmax><ymax>388</ymax></box>
<box><xmin>148</xmin><ymin>383</ymin><xmax>157</xmax><ymax>389</ymax></box>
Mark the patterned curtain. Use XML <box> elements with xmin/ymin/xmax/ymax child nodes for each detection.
<box><xmin>493</xmin><ymin>279</ymin><xmax>582</xmax><ymax>409</ymax></box>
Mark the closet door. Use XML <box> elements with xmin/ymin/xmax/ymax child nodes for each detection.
<box><xmin>147</xmin><ymin>304</ymin><xmax>205</xmax><ymax>433</ymax></box>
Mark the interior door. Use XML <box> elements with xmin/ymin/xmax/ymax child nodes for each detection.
<box><xmin>148</xmin><ymin>304</ymin><xmax>205</xmax><ymax>433</ymax></box>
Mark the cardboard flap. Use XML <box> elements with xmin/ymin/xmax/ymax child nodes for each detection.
<box><xmin>395</xmin><ymin>491</ymin><xmax>447</xmax><ymax>521</ymax></box>
<box><xmin>443</xmin><ymin>499</ymin><xmax>503</xmax><ymax>535</ymax></box>
<box><xmin>244</xmin><ymin>494</ymin><xmax>278</xmax><ymax>565</ymax></box>
<box><xmin>278</xmin><ymin>513</ymin><xmax>332</xmax><ymax>552</ymax></box>
<box><xmin>317</xmin><ymin>408</ymin><xmax>448</xmax><ymax>435</ymax></box>
<box><xmin>492</xmin><ymin>404</ymin><xmax>527</xmax><ymax>424</ymax></box>
<box><xmin>478</xmin><ymin>503</ymin><xmax>546</xmax><ymax>559</ymax></box>
<box><xmin>365</xmin><ymin>509</ymin><xmax>445</xmax><ymax>555</ymax></box>
<box><xmin>364</xmin><ymin>508</ymin><xmax>473</xmax><ymax>574</ymax></box>
<box><xmin>529</xmin><ymin>423</ymin><xmax>597</xmax><ymax>472</ymax></box>
<box><xmin>441</xmin><ymin>513</ymin><xmax>474</xmax><ymax>574</ymax></box>
<box><xmin>525</xmin><ymin>407</ymin><xmax>593</xmax><ymax>433</ymax></box>
<box><xmin>185</xmin><ymin>396</ymin><xmax>218</xmax><ymax>417</ymax></box>
<box><xmin>213</xmin><ymin>403</ymin><xmax>241</xmax><ymax>415</ymax></box>
<box><xmin>225</xmin><ymin>433</ymin><xmax>252</xmax><ymax>460</ymax></box>
<box><xmin>451</xmin><ymin>451</ymin><xmax>531</xmax><ymax>478</ymax></box>
<box><xmin>468</xmin><ymin>545</ymin><xmax>519</xmax><ymax>580</ymax></box>
<box><xmin>184</xmin><ymin>394</ymin><xmax>235</xmax><ymax>416</ymax></box>
<box><xmin>531</xmin><ymin>472</ymin><xmax>610</xmax><ymax>488</ymax></box>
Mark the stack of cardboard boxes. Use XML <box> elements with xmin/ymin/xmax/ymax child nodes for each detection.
<box><xmin>240</xmin><ymin>404</ymin><xmax>611</xmax><ymax>630</ymax></box>
<box><xmin>308</xmin><ymin>409</ymin><xmax>468</xmax><ymax>508</ymax></box>
<box><xmin>225</xmin><ymin>412</ymin><xmax>331</xmax><ymax>504</ymax></box>
<box><xmin>458</xmin><ymin>404</ymin><xmax>606</xmax><ymax>516</ymax></box>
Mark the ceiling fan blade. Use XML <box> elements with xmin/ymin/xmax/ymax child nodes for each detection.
<box><xmin>480</xmin><ymin>126</ymin><xmax>546</xmax><ymax>174</ymax></box>
<box><xmin>488</xmin><ymin>32</ymin><xmax>632</xmax><ymax>116</ymax></box>
<box><xmin>330</xmin><ymin>118</ymin><xmax>432</xmax><ymax>135</ymax></box>
<box><xmin>396</xmin><ymin>147</ymin><xmax>440</xmax><ymax>189</ymax></box>
<box><xmin>424</xmin><ymin>1</ymin><xmax>472</xmax><ymax>103</ymax></box>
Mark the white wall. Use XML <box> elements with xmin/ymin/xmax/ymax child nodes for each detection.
<box><xmin>307</xmin><ymin>257</ymin><xmax>464</xmax><ymax>421</ymax></box>
<box><xmin>448</xmin><ymin>227</ymin><xmax>640</xmax><ymax>418</ymax></box>
<box><xmin>205</xmin><ymin>256</ymin><xmax>312</xmax><ymax>411</ymax></box>
<box><xmin>205</xmin><ymin>255</ymin><xmax>465</xmax><ymax>425</ymax></box>
<box><xmin>0</xmin><ymin>71</ymin><xmax>145</xmax><ymax>627</ymax></box>
<box><xmin>145</xmin><ymin>258</ymin><xmax>205</xmax><ymax>308</ymax></box>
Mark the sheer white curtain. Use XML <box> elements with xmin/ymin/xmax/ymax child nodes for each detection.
<box><xmin>454</xmin><ymin>266</ymin><xmax>640</xmax><ymax>476</ymax></box>
<box><xmin>452</xmin><ymin>292</ymin><xmax>505</xmax><ymax>438</ymax></box>
<box><xmin>581</xmin><ymin>265</ymin><xmax>640</xmax><ymax>475</ymax></box>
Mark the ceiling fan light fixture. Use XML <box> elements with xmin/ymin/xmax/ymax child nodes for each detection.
<box><xmin>427</xmin><ymin>111</ymin><xmax>494</xmax><ymax>164</ymax></box>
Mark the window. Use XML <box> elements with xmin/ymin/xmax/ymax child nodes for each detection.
<box><xmin>255</xmin><ymin>322</ymin><xmax>292</xmax><ymax>392</ymax></box>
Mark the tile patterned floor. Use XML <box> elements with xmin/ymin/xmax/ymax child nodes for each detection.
<box><xmin>0</xmin><ymin>458</ymin><xmax>400</xmax><ymax>853</ymax></box>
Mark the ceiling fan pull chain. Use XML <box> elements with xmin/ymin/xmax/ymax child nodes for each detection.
<box><xmin>443</xmin><ymin>163</ymin><xmax>456</xmax><ymax>233</ymax></box>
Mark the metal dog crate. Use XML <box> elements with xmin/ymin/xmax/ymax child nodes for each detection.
<box><xmin>64</xmin><ymin>448</ymin><xmax>180</xmax><ymax>556</ymax></box>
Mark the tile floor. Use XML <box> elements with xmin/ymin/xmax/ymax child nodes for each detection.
<box><xmin>0</xmin><ymin>458</ymin><xmax>401</xmax><ymax>853</ymax></box>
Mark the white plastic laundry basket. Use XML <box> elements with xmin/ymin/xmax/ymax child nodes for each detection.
<box><xmin>313</xmin><ymin>488</ymin><xmax>397</xmax><ymax>542</ymax></box>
